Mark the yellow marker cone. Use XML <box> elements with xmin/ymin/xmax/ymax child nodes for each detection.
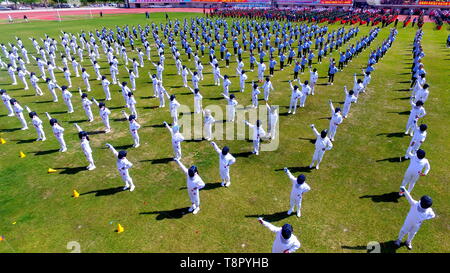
<box><xmin>19</xmin><ymin>151</ymin><xmax>26</xmax><ymax>158</ymax></box>
<box><xmin>48</xmin><ymin>168</ymin><xmax>57</xmax><ymax>173</ymax></box>
<box><xmin>73</xmin><ymin>190</ymin><xmax>80</xmax><ymax>198</ymax></box>
<box><xmin>117</xmin><ymin>224</ymin><xmax>124</xmax><ymax>233</ymax></box>
<box><xmin>0</xmin><ymin>138</ymin><xmax>6</xmax><ymax>144</ymax></box>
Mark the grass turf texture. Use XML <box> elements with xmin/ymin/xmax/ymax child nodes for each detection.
<box><xmin>0</xmin><ymin>13</ymin><xmax>449</xmax><ymax>253</ymax></box>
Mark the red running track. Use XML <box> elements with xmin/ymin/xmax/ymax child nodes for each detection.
<box><xmin>0</xmin><ymin>8</ymin><xmax>206</xmax><ymax>21</ymax></box>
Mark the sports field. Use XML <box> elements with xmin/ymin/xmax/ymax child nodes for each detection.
<box><xmin>0</xmin><ymin>12</ymin><xmax>448</xmax><ymax>253</ymax></box>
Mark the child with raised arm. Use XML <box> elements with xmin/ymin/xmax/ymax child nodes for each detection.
<box><xmin>74</xmin><ymin>123</ymin><xmax>96</xmax><ymax>171</ymax></box>
<box><xmin>211</xmin><ymin>142</ymin><xmax>236</xmax><ymax>187</ymax></box>
<box><xmin>25</xmin><ymin>106</ymin><xmax>45</xmax><ymax>141</ymax></box>
<box><xmin>164</xmin><ymin>121</ymin><xmax>185</xmax><ymax>160</ymax></box>
<box><xmin>105</xmin><ymin>143</ymin><xmax>135</xmax><ymax>192</ymax></box>
<box><xmin>283</xmin><ymin>168</ymin><xmax>311</xmax><ymax>217</ymax></box>
<box><xmin>173</xmin><ymin>158</ymin><xmax>205</xmax><ymax>215</ymax></box>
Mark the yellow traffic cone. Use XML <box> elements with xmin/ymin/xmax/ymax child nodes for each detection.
<box><xmin>117</xmin><ymin>224</ymin><xmax>124</xmax><ymax>233</ymax></box>
<box><xmin>19</xmin><ymin>151</ymin><xmax>26</xmax><ymax>158</ymax></box>
<box><xmin>47</xmin><ymin>168</ymin><xmax>57</xmax><ymax>173</ymax></box>
<box><xmin>0</xmin><ymin>138</ymin><xmax>6</xmax><ymax>144</ymax></box>
<box><xmin>73</xmin><ymin>190</ymin><xmax>80</xmax><ymax>198</ymax></box>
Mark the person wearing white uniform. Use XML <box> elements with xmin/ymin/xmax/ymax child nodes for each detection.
<box><xmin>127</xmin><ymin>92</ymin><xmax>138</xmax><ymax>118</ymax></box>
<box><xmin>328</xmin><ymin>100</ymin><xmax>343</xmax><ymax>141</ymax></box>
<box><xmin>266</xmin><ymin>103</ymin><xmax>278</xmax><ymax>140</ymax></box>
<box><xmin>352</xmin><ymin>74</ymin><xmax>364</xmax><ymax>102</ymax></box>
<box><xmin>164</xmin><ymin>122</ymin><xmax>184</xmax><ymax>160</ymax></box>
<box><xmin>405</xmin><ymin>100</ymin><xmax>426</xmax><ymax>136</ymax></box>
<box><xmin>79</xmin><ymin>90</ymin><xmax>94</xmax><ymax>122</ymax></box>
<box><xmin>173</xmin><ymin>159</ymin><xmax>205</xmax><ymax>215</ymax></box>
<box><xmin>262</xmin><ymin>77</ymin><xmax>274</xmax><ymax>101</ymax></box>
<box><xmin>188</xmin><ymin>69</ymin><xmax>200</xmax><ymax>90</ymax></box>
<box><xmin>309</xmin><ymin>124</ymin><xmax>333</xmax><ymax>169</ymax></box>
<box><xmin>238</xmin><ymin>70</ymin><xmax>248</xmax><ymax>92</ymax></box>
<box><xmin>117</xmin><ymin>81</ymin><xmax>132</xmax><ymax>108</ymax></box>
<box><xmin>405</xmin><ymin>123</ymin><xmax>427</xmax><ymax>159</ymax></box>
<box><xmin>81</xmin><ymin>68</ymin><xmax>91</xmax><ymax>91</ymax></box>
<box><xmin>251</xmin><ymin>82</ymin><xmax>261</xmax><ymax>108</ymax></box>
<box><xmin>128</xmin><ymin>69</ymin><xmax>137</xmax><ymax>91</ymax></box>
<box><xmin>152</xmin><ymin>62</ymin><xmax>164</xmax><ymax>82</ymax></box>
<box><xmin>45</xmin><ymin>113</ymin><xmax>67</xmax><ymax>152</ymax></box>
<box><xmin>169</xmin><ymin>95</ymin><xmax>181</xmax><ymax>125</ymax></box>
<box><xmin>399</xmin><ymin>149</ymin><xmax>430</xmax><ymax>195</ymax></box>
<box><xmin>283</xmin><ymin>168</ymin><xmax>311</xmax><ymax>217</ymax></box>
<box><xmin>92</xmin><ymin>98</ymin><xmax>111</xmax><ymax>133</ymax></box>
<box><xmin>0</xmin><ymin>89</ymin><xmax>14</xmax><ymax>116</ymax></box>
<box><xmin>8</xmin><ymin>64</ymin><xmax>17</xmax><ymax>85</ymax></box>
<box><xmin>219</xmin><ymin>74</ymin><xmax>231</xmax><ymax>96</ymax></box>
<box><xmin>395</xmin><ymin>187</ymin><xmax>435</xmax><ymax>250</ymax></box>
<box><xmin>122</xmin><ymin>111</ymin><xmax>141</xmax><ymax>148</ymax></box>
<box><xmin>10</xmin><ymin>99</ymin><xmax>28</xmax><ymax>130</ymax></box>
<box><xmin>223</xmin><ymin>93</ymin><xmax>238</xmax><ymax>122</ymax></box>
<box><xmin>157</xmin><ymin>81</ymin><xmax>170</xmax><ymax>108</ymax></box>
<box><xmin>297</xmin><ymin>79</ymin><xmax>312</xmax><ymax>108</ymax></box>
<box><xmin>413</xmin><ymin>83</ymin><xmax>429</xmax><ymax>104</ymax></box>
<box><xmin>17</xmin><ymin>68</ymin><xmax>29</xmax><ymax>90</ymax></box>
<box><xmin>150</xmin><ymin>73</ymin><xmax>159</xmax><ymax>98</ymax></box>
<box><xmin>211</xmin><ymin>142</ymin><xmax>236</xmax><ymax>187</ymax></box>
<box><xmin>362</xmin><ymin>71</ymin><xmax>371</xmax><ymax>91</ymax></box>
<box><xmin>257</xmin><ymin>219</ymin><xmax>301</xmax><ymax>253</ymax></box>
<box><xmin>342</xmin><ymin>86</ymin><xmax>357</xmax><ymax>118</ymax></box>
<box><xmin>61</xmin><ymin>85</ymin><xmax>74</xmax><ymax>113</ymax></box>
<box><xmin>29</xmin><ymin>72</ymin><xmax>43</xmax><ymax>96</ymax></box>
<box><xmin>288</xmin><ymin>81</ymin><xmax>302</xmax><ymax>115</ymax></box>
<box><xmin>309</xmin><ymin>68</ymin><xmax>318</xmax><ymax>95</ymax></box>
<box><xmin>203</xmin><ymin>109</ymin><xmax>215</xmax><ymax>141</ymax></box>
<box><xmin>74</xmin><ymin>123</ymin><xmax>96</xmax><ymax>171</ymax></box>
<box><xmin>25</xmin><ymin>106</ymin><xmax>46</xmax><ymax>141</ymax></box>
<box><xmin>188</xmin><ymin>87</ymin><xmax>203</xmax><ymax>114</ymax></box>
<box><xmin>211</xmin><ymin>63</ymin><xmax>221</xmax><ymax>86</ymax></box>
<box><xmin>257</xmin><ymin>61</ymin><xmax>266</xmax><ymax>82</ymax></box>
<box><xmin>181</xmin><ymin>65</ymin><xmax>189</xmax><ymax>88</ymax></box>
<box><xmin>105</xmin><ymin>143</ymin><xmax>135</xmax><ymax>192</ymax></box>
<box><xmin>101</xmin><ymin>75</ymin><xmax>111</xmax><ymax>101</ymax></box>
<box><xmin>244</xmin><ymin>120</ymin><xmax>267</xmax><ymax>155</ymax></box>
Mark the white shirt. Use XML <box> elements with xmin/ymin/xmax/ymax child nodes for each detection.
<box><xmin>260</xmin><ymin>220</ymin><xmax>301</xmax><ymax>253</ymax></box>
<box><xmin>286</xmin><ymin>170</ymin><xmax>311</xmax><ymax>199</ymax></box>
<box><xmin>406</xmin><ymin>155</ymin><xmax>430</xmax><ymax>175</ymax></box>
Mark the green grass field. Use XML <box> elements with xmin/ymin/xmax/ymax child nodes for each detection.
<box><xmin>0</xmin><ymin>13</ymin><xmax>449</xmax><ymax>253</ymax></box>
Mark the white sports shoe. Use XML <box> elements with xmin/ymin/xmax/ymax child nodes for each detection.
<box><xmin>225</xmin><ymin>181</ymin><xmax>231</xmax><ymax>187</ymax></box>
<box><xmin>188</xmin><ymin>206</ymin><xmax>195</xmax><ymax>212</ymax></box>
<box><xmin>129</xmin><ymin>185</ymin><xmax>135</xmax><ymax>192</ymax></box>
<box><xmin>221</xmin><ymin>182</ymin><xmax>225</xmax><ymax>187</ymax></box>
<box><xmin>296</xmin><ymin>210</ymin><xmax>301</xmax><ymax>217</ymax></box>
<box><xmin>394</xmin><ymin>240</ymin><xmax>401</xmax><ymax>247</ymax></box>
<box><xmin>406</xmin><ymin>241</ymin><xmax>412</xmax><ymax>250</ymax></box>
<box><xmin>193</xmin><ymin>207</ymin><xmax>200</xmax><ymax>215</ymax></box>
<box><xmin>123</xmin><ymin>186</ymin><xmax>130</xmax><ymax>191</ymax></box>
<box><xmin>287</xmin><ymin>209</ymin><xmax>293</xmax><ymax>215</ymax></box>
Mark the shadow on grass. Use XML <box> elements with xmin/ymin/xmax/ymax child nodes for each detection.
<box><xmin>180</xmin><ymin>182</ymin><xmax>223</xmax><ymax>191</ymax></box>
<box><xmin>54</xmin><ymin>166</ymin><xmax>87</xmax><ymax>174</ymax></box>
<box><xmin>298</xmin><ymin>137</ymin><xmax>316</xmax><ymax>144</ymax></box>
<box><xmin>376</xmin><ymin>156</ymin><xmax>405</xmax><ymax>163</ymax></box>
<box><xmin>80</xmin><ymin>186</ymin><xmax>124</xmax><ymax>197</ymax></box>
<box><xmin>394</xmin><ymin>97</ymin><xmax>411</xmax><ymax>100</ymax></box>
<box><xmin>341</xmin><ymin>240</ymin><xmax>400</xmax><ymax>253</ymax></box>
<box><xmin>360</xmin><ymin>192</ymin><xmax>401</xmax><ymax>203</ymax></box>
<box><xmin>207</xmin><ymin>96</ymin><xmax>224</xmax><ymax>101</ymax></box>
<box><xmin>34</xmin><ymin>100</ymin><xmax>53</xmax><ymax>104</ymax></box>
<box><xmin>234</xmin><ymin>151</ymin><xmax>253</xmax><ymax>158</ymax></box>
<box><xmin>33</xmin><ymin>149</ymin><xmax>59</xmax><ymax>156</ymax></box>
<box><xmin>0</xmin><ymin>128</ymin><xmax>21</xmax><ymax>133</ymax></box>
<box><xmin>376</xmin><ymin>132</ymin><xmax>405</xmax><ymax>138</ymax></box>
<box><xmin>49</xmin><ymin>111</ymin><xmax>68</xmax><ymax>115</ymax></box>
<box><xmin>113</xmin><ymin>144</ymin><xmax>134</xmax><ymax>150</ymax></box>
<box><xmin>245</xmin><ymin>211</ymin><xmax>291</xmax><ymax>222</ymax></box>
<box><xmin>387</xmin><ymin>111</ymin><xmax>410</xmax><ymax>115</ymax></box>
<box><xmin>275</xmin><ymin>166</ymin><xmax>312</xmax><ymax>173</ymax></box>
<box><xmin>140</xmin><ymin>157</ymin><xmax>173</xmax><ymax>164</ymax></box>
<box><xmin>146</xmin><ymin>123</ymin><xmax>165</xmax><ymax>128</ymax></box>
<box><xmin>15</xmin><ymin>138</ymin><xmax>36</xmax><ymax>144</ymax></box>
<box><xmin>139</xmin><ymin>207</ymin><xmax>190</xmax><ymax>220</ymax></box>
